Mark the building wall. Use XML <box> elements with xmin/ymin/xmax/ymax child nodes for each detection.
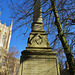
<box><xmin>0</xmin><ymin>22</ymin><xmax>12</xmax><ymax>51</ymax></box>
<box><xmin>0</xmin><ymin>22</ymin><xmax>12</xmax><ymax>75</ymax></box>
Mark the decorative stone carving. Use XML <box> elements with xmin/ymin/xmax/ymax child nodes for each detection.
<box><xmin>18</xmin><ymin>0</ymin><xmax>60</xmax><ymax>75</ymax></box>
<box><xmin>29</xmin><ymin>34</ymin><xmax>43</xmax><ymax>45</ymax></box>
<box><xmin>35</xmin><ymin>35</ymin><xmax>43</xmax><ymax>45</ymax></box>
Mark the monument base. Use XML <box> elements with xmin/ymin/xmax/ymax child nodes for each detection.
<box><xmin>18</xmin><ymin>50</ymin><xmax>60</xmax><ymax>75</ymax></box>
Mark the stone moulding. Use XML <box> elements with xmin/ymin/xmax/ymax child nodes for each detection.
<box><xmin>19</xmin><ymin>50</ymin><xmax>60</xmax><ymax>75</ymax></box>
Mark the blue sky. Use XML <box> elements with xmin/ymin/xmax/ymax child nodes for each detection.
<box><xmin>0</xmin><ymin>0</ymin><xmax>75</xmax><ymax>62</ymax></box>
<box><xmin>0</xmin><ymin>0</ymin><xmax>30</xmax><ymax>59</ymax></box>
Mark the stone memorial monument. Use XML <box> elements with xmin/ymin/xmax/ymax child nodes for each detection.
<box><xmin>18</xmin><ymin>0</ymin><xmax>60</xmax><ymax>75</ymax></box>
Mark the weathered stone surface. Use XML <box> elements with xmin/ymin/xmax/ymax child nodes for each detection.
<box><xmin>18</xmin><ymin>0</ymin><xmax>60</xmax><ymax>75</ymax></box>
<box><xmin>27</xmin><ymin>31</ymin><xmax>50</xmax><ymax>49</ymax></box>
<box><xmin>19</xmin><ymin>50</ymin><xmax>60</xmax><ymax>75</ymax></box>
<box><xmin>32</xmin><ymin>0</ymin><xmax>44</xmax><ymax>31</ymax></box>
<box><xmin>0</xmin><ymin>21</ymin><xmax>12</xmax><ymax>75</ymax></box>
<box><xmin>0</xmin><ymin>22</ymin><xmax>12</xmax><ymax>51</ymax></box>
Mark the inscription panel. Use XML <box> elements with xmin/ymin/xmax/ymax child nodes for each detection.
<box><xmin>22</xmin><ymin>58</ymin><xmax>57</xmax><ymax>75</ymax></box>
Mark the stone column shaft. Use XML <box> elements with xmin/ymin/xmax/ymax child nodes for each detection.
<box><xmin>32</xmin><ymin>0</ymin><xmax>44</xmax><ymax>31</ymax></box>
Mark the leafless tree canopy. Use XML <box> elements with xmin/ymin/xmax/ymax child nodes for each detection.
<box><xmin>5</xmin><ymin>0</ymin><xmax>75</xmax><ymax>68</ymax></box>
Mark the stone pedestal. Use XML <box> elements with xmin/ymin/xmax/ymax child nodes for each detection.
<box><xmin>18</xmin><ymin>0</ymin><xmax>60</xmax><ymax>73</ymax></box>
<box><xmin>18</xmin><ymin>50</ymin><xmax>60</xmax><ymax>75</ymax></box>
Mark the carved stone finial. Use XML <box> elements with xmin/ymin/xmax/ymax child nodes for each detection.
<box><xmin>32</xmin><ymin>0</ymin><xmax>44</xmax><ymax>31</ymax></box>
<box><xmin>11</xmin><ymin>19</ymin><xmax>13</xmax><ymax>27</ymax></box>
<box><xmin>33</xmin><ymin>0</ymin><xmax>43</xmax><ymax>23</ymax></box>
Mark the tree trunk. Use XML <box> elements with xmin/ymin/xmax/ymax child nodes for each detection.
<box><xmin>50</xmin><ymin>0</ymin><xmax>75</xmax><ymax>75</ymax></box>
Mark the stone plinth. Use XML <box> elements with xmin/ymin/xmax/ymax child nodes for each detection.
<box><xmin>18</xmin><ymin>0</ymin><xmax>60</xmax><ymax>74</ymax></box>
<box><xmin>18</xmin><ymin>50</ymin><xmax>60</xmax><ymax>75</ymax></box>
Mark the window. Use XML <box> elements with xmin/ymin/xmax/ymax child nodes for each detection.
<box><xmin>2</xmin><ymin>33</ymin><xmax>7</xmax><ymax>46</ymax></box>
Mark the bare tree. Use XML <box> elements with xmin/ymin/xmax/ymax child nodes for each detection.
<box><xmin>6</xmin><ymin>0</ymin><xmax>75</xmax><ymax>75</ymax></box>
<box><xmin>0</xmin><ymin>0</ymin><xmax>5</xmax><ymax>9</ymax></box>
<box><xmin>6</xmin><ymin>47</ymin><xmax>19</xmax><ymax>75</ymax></box>
<box><xmin>0</xmin><ymin>47</ymin><xmax>19</xmax><ymax>75</ymax></box>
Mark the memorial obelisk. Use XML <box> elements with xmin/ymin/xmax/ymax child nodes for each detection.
<box><xmin>18</xmin><ymin>0</ymin><xmax>60</xmax><ymax>75</ymax></box>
